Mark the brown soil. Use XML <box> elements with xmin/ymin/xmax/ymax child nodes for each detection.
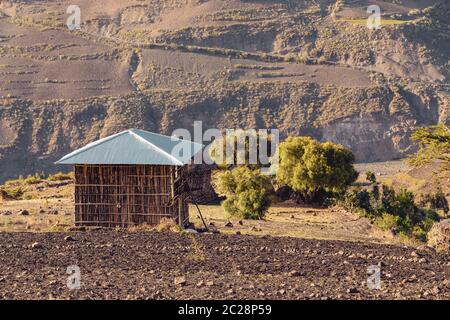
<box><xmin>0</xmin><ymin>230</ymin><xmax>448</xmax><ymax>300</ymax></box>
<box><xmin>0</xmin><ymin>19</ymin><xmax>132</xmax><ymax>100</ymax></box>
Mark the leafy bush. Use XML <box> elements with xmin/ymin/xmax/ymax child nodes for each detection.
<box><xmin>339</xmin><ymin>189</ymin><xmax>371</xmax><ymax>214</ymax></box>
<box><xmin>3</xmin><ymin>186</ymin><xmax>24</xmax><ymax>199</ymax></box>
<box><xmin>275</xmin><ymin>136</ymin><xmax>358</xmax><ymax>203</ymax></box>
<box><xmin>208</xmin><ymin>129</ymin><xmax>273</xmax><ymax>170</ymax></box>
<box><xmin>23</xmin><ymin>176</ymin><xmax>42</xmax><ymax>185</ymax></box>
<box><xmin>374</xmin><ymin>213</ymin><xmax>400</xmax><ymax>231</ymax></box>
<box><xmin>418</xmin><ymin>191</ymin><xmax>449</xmax><ymax>215</ymax></box>
<box><xmin>338</xmin><ymin>184</ymin><xmax>441</xmax><ymax>242</ymax></box>
<box><xmin>366</xmin><ymin>171</ymin><xmax>377</xmax><ymax>184</ymax></box>
<box><xmin>213</xmin><ymin>166</ymin><xmax>272</xmax><ymax>220</ymax></box>
<box><xmin>412</xmin><ymin>226</ymin><xmax>428</xmax><ymax>242</ymax></box>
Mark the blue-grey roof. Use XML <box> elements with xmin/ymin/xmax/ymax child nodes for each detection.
<box><xmin>55</xmin><ymin>128</ymin><xmax>203</xmax><ymax>166</ymax></box>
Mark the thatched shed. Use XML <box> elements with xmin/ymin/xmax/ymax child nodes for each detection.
<box><xmin>56</xmin><ymin>129</ymin><xmax>203</xmax><ymax>228</ymax></box>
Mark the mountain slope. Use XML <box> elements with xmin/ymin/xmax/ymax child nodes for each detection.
<box><xmin>0</xmin><ymin>0</ymin><xmax>449</xmax><ymax>181</ymax></box>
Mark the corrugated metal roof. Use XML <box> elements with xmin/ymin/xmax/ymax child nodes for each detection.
<box><xmin>55</xmin><ymin>128</ymin><xmax>203</xmax><ymax>166</ymax></box>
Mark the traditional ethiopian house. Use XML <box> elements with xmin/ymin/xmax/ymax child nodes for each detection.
<box><xmin>56</xmin><ymin>129</ymin><xmax>203</xmax><ymax>228</ymax></box>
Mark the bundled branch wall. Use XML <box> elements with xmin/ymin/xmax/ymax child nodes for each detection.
<box><xmin>74</xmin><ymin>164</ymin><xmax>188</xmax><ymax>227</ymax></box>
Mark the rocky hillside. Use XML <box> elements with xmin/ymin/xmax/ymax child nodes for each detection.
<box><xmin>0</xmin><ymin>0</ymin><xmax>449</xmax><ymax>181</ymax></box>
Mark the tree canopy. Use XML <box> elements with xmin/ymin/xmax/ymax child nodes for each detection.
<box><xmin>407</xmin><ymin>124</ymin><xmax>450</xmax><ymax>170</ymax></box>
<box><xmin>208</xmin><ymin>129</ymin><xmax>274</xmax><ymax>169</ymax></box>
<box><xmin>275</xmin><ymin>136</ymin><xmax>358</xmax><ymax>199</ymax></box>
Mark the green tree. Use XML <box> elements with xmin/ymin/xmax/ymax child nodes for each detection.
<box><xmin>213</xmin><ymin>166</ymin><xmax>272</xmax><ymax>220</ymax></box>
<box><xmin>408</xmin><ymin>124</ymin><xmax>450</xmax><ymax>170</ymax></box>
<box><xmin>275</xmin><ymin>136</ymin><xmax>358</xmax><ymax>202</ymax></box>
<box><xmin>208</xmin><ymin>129</ymin><xmax>273</xmax><ymax>169</ymax></box>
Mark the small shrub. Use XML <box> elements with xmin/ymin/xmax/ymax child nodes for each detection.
<box><xmin>23</xmin><ymin>176</ymin><xmax>42</xmax><ymax>185</ymax></box>
<box><xmin>339</xmin><ymin>184</ymin><xmax>441</xmax><ymax>242</ymax></box>
<box><xmin>23</xmin><ymin>192</ymin><xmax>38</xmax><ymax>200</ymax></box>
<box><xmin>3</xmin><ymin>186</ymin><xmax>24</xmax><ymax>199</ymax></box>
<box><xmin>412</xmin><ymin>225</ymin><xmax>428</xmax><ymax>242</ymax></box>
<box><xmin>418</xmin><ymin>191</ymin><xmax>449</xmax><ymax>215</ymax></box>
<box><xmin>213</xmin><ymin>166</ymin><xmax>272</xmax><ymax>220</ymax></box>
<box><xmin>374</xmin><ymin>213</ymin><xmax>399</xmax><ymax>231</ymax></box>
<box><xmin>48</xmin><ymin>172</ymin><xmax>74</xmax><ymax>181</ymax></box>
<box><xmin>366</xmin><ymin>171</ymin><xmax>377</xmax><ymax>184</ymax></box>
<box><xmin>339</xmin><ymin>189</ymin><xmax>371</xmax><ymax>214</ymax></box>
<box><xmin>4</xmin><ymin>179</ymin><xmax>24</xmax><ymax>186</ymax></box>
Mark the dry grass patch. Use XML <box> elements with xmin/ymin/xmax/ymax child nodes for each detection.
<box><xmin>0</xmin><ymin>198</ymin><xmax>73</xmax><ymax>232</ymax></box>
<box><xmin>155</xmin><ymin>217</ymin><xmax>183</xmax><ymax>233</ymax></box>
<box><xmin>190</xmin><ymin>203</ymin><xmax>396</xmax><ymax>244</ymax></box>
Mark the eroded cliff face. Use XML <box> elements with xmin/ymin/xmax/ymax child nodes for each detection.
<box><xmin>321</xmin><ymin>113</ymin><xmax>417</xmax><ymax>161</ymax></box>
<box><xmin>0</xmin><ymin>81</ymin><xmax>446</xmax><ymax>182</ymax></box>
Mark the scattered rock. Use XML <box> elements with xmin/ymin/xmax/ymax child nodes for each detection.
<box><xmin>18</xmin><ymin>210</ymin><xmax>29</xmax><ymax>216</ymax></box>
<box><xmin>224</xmin><ymin>221</ymin><xmax>233</xmax><ymax>228</ymax></box>
<box><xmin>418</xmin><ymin>258</ymin><xmax>427</xmax><ymax>263</ymax></box>
<box><xmin>288</xmin><ymin>270</ymin><xmax>301</xmax><ymax>277</ymax></box>
<box><xmin>64</xmin><ymin>236</ymin><xmax>76</xmax><ymax>242</ymax></box>
<box><xmin>31</xmin><ymin>242</ymin><xmax>43</xmax><ymax>249</ymax></box>
<box><xmin>0</xmin><ymin>211</ymin><xmax>12</xmax><ymax>216</ymax></box>
<box><xmin>49</xmin><ymin>210</ymin><xmax>59</xmax><ymax>215</ymax></box>
<box><xmin>207</xmin><ymin>223</ymin><xmax>219</xmax><ymax>233</ymax></box>
<box><xmin>238</xmin><ymin>220</ymin><xmax>243</xmax><ymax>225</ymax></box>
<box><xmin>431</xmin><ymin>287</ymin><xmax>440</xmax><ymax>295</ymax></box>
<box><xmin>185</xmin><ymin>228</ymin><xmax>198</xmax><ymax>234</ymax></box>
<box><xmin>347</xmin><ymin>287</ymin><xmax>358</xmax><ymax>294</ymax></box>
<box><xmin>174</xmin><ymin>276</ymin><xmax>186</xmax><ymax>286</ymax></box>
<box><xmin>417</xmin><ymin>245</ymin><xmax>435</xmax><ymax>254</ymax></box>
<box><xmin>410</xmin><ymin>251</ymin><xmax>420</xmax><ymax>258</ymax></box>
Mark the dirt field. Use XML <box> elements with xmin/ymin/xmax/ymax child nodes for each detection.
<box><xmin>0</xmin><ymin>230</ymin><xmax>448</xmax><ymax>300</ymax></box>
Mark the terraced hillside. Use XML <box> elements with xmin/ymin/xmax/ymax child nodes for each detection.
<box><xmin>0</xmin><ymin>0</ymin><xmax>449</xmax><ymax>181</ymax></box>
